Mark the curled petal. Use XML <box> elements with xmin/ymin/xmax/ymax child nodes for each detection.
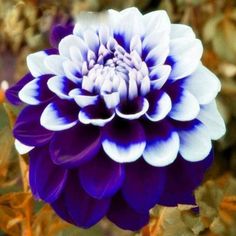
<box><xmin>116</xmin><ymin>97</ymin><xmax>149</xmax><ymax>120</ymax></box>
<box><xmin>15</xmin><ymin>139</ymin><xmax>34</xmax><ymax>155</ymax></box>
<box><xmin>69</xmin><ymin>88</ymin><xmax>99</xmax><ymax>108</ymax></box>
<box><xmin>79</xmin><ymin>101</ymin><xmax>115</xmax><ymax>126</ymax></box>
<box><xmin>102</xmin><ymin>119</ymin><xmax>146</xmax><ymax>163</ymax></box>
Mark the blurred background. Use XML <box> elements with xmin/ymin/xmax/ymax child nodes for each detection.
<box><xmin>0</xmin><ymin>0</ymin><xmax>236</xmax><ymax>235</ymax></box>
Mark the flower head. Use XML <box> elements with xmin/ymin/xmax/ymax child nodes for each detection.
<box><xmin>6</xmin><ymin>8</ymin><xmax>225</xmax><ymax>231</ymax></box>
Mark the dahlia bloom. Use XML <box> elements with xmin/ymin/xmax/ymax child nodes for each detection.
<box><xmin>6</xmin><ymin>8</ymin><xmax>225</xmax><ymax>231</ymax></box>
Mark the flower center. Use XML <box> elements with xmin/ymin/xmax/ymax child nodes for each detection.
<box><xmin>81</xmin><ymin>39</ymin><xmax>150</xmax><ymax>101</ymax></box>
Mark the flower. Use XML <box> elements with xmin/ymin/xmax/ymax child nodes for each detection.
<box><xmin>6</xmin><ymin>8</ymin><xmax>226</xmax><ymax>231</ymax></box>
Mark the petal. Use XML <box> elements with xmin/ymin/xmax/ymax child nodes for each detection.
<box><xmin>50</xmin><ymin>24</ymin><xmax>73</xmax><ymax>48</ymax></box>
<box><xmin>183</xmin><ymin>64</ymin><xmax>221</xmax><ymax>105</ymax></box>
<box><xmin>5</xmin><ymin>73</ymin><xmax>34</xmax><ymax>105</ymax></box>
<box><xmin>82</xmin><ymin>29</ymin><xmax>100</xmax><ymax>53</ymax></box>
<box><xmin>40</xmin><ymin>100</ymin><xmax>79</xmax><ymax>131</ymax></box>
<box><xmin>169</xmin><ymin>38</ymin><xmax>203</xmax><ymax>80</ymax></box>
<box><xmin>79</xmin><ymin>101</ymin><xmax>115</xmax><ymax>127</ymax></box>
<box><xmin>14</xmin><ymin>139</ymin><xmax>34</xmax><ymax>155</ymax></box>
<box><xmin>168</xmin><ymin>85</ymin><xmax>200</xmax><ymax>121</ymax></box>
<box><xmin>52</xmin><ymin>172</ymin><xmax>110</xmax><ymax>228</ymax></box>
<box><xmin>69</xmin><ymin>88</ymin><xmax>99</xmax><ymax>108</ymax></box>
<box><xmin>170</xmin><ymin>24</ymin><xmax>196</xmax><ymax>39</ymax></box>
<box><xmin>159</xmin><ymin>150</ymin><xmax>213</xmax><ymax>206</ymax></box>
<box><xmin>27</xmin><ymin>51</ymin><xmax>53</xmax><ymax>77</ymax></box>
<box><xmin>116</xmin><ymin>97</ymin><xmax>149</xmax><ymax>120</ymax></box>
<box><xmin>122</xmin><ymin>158</ymin><xmax>166</xmax><ymax>213</ymax></box>
<box><xmin>107</xmin><ymin>193</ymin><xmax>149</xmax><ymax>231</ymax></box>
<box><xmin>79</xmin><ymin>150</ymin><xmax>125</xmax><ymax>199</ymax></box>
<box><xmin>13</xmin><ymin>105</ymin><xmax>54</xmax><ymax>146</ymax></box>
<box><xmin>19</xmin><ymin>75</ymin><xmax>54</xmax><ymax>105</ymax></box>
<box><xmin>143</xmin><ymin>10</ymin><xmax>171</xmax><ymax>35</ymax></box>
<box><xmin>149</xmin><ymin>65</ymin><xmax>171</xmax><ymax>90</ymax></box>
<box><xmin>143</xmin><ymin>121</ymin><xmax>179</xmax><ymax>167</ymax></box>
<box><xmin>29</xmin><ymin>146</ymin><xmax>68</xmax><ymax>203</ymax></box>
<box><xmin>175</xmin><ymin>120</ymin><xmax>212</xmax><ymax>162</ymax></box>
<box><xmin>44</xmin><ymin>55</ymin><xmax>67</xmax><ymax>76</ymax></box>
<box><xmin>146</xmin><ymin>90</ymin><xmax>172</xmax><ymax>122</ymax></box>
<box><xmin>59</xmin><ymin>34</ymin><xmax>86</xmax><ymax>58</ymax></box>
<box><xmin>102</xmin><ymin>92</ymin><xmax>120</xmax><ymax>109</ymax></box>
<box><xmin>47</xmin><ymin>76</ymin><xmax>76</xmax><ymax>99</ymax></box>
<box><xmin>110</xmin><ymin>8</ymin><xmax>144</xmax><ymax>49</ymax></box>
<box><xmin>63</xmin><ymin>60</ymin><xmax>82</xmax><ymax>83</ymax></box>
<box><xmin>197</xmin><ymin>101</ymin><xmax>226</xmax><ymax>140</ymax></box>
<box><xmin>50</xmin><ymin>123</ymin><xmax>101</xmax><ymax>168</ymax></box>
<box><xmin>102</xmin><ymin>119</ymin><xmax>146</xmax><ymax>163</ymax></box>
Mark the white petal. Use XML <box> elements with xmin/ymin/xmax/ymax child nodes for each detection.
<box><xmin>78</xmin><ymin>109</ymin><xmax>115</xmax><ymax>127</ymax></box>
<box><xmin>69</xmin><ymin>88</ymin><xmax>98</xmax><ymax>108</ymax></box>
<box><xmin>83</xmin><ymin>29</ymin><xmax>99</xmax><ymax>52</ymax></box>
<box><xmin>178</xmin><ymin>121</ymin><xmax>212</xmax><ymax>162</ymax></box>
<box><xmin>169</xmin><ymin>38</ymin><xmax>203</xmax><ymax>80</ymax></box>
<box><xmin>170</xmin><ymin>24</ymin><xmax>196</xmax><ymax>39</ymax></box>
<box><xmin>58</xmin><ymin>35</ymin><xmax>85</xmax><ymax>58</ymax></box>
<box><xmin>63</xmin><ymin>60</ymin><xmax>82</xmax><ymax>83</ymax></box>
<box><xmin>146</xmin><ymin>92</ymin><xmax>172</xmax><ymax>122</ymax></box>
<box><xmin>143</xmin><ymin>131</ymin><xmax>179</xmax><ymax>167</ymax></box>
<box><xmin>169</xmin><ymin>90</ymin><xmax>200</xmax><ymax>121</ymax></box>
<box><xmin>150</xmin><ymin>65</ymin><xmax>171</xmax><ymax>89</ymax></box>
<box><xmin>197</xmin><ymin>101</ymin><xmax>226</xmax><ymax>140</ymax></box>
<box><xmin>27</xmin><ymin>51</ymin><xmax>52</xmax><ymax>77</ymax></box>
<box><xmin>40</xmin><ymin>102</ymin><xmax>78</xmax><ymax>131</ymax></box>
<box><xmin>15</xmin><ymin>139</ymin><xmax>34</xmax><ymax>155</ymax></box>
<box><xmin>103</xmin><ymin>92</ymin><xmax>120</xmax><ymax>109</ymax></box>
<box><xmin>143</xmin><ymin>10</ymin><xmax>171</xmax><ymax>35</ymax></box>
<box><xmin>47</xmin><ymin>76</ymin><xmax>72</xmax><ymax>99</ymax></box>
<box><xmin>44</xmin><ymin>55</ymin><xmax>67</xmax><ymax>76</ymax></box>
<box><xmin>116</xmin><ymin>98</ymin><xmax>149</xmax><ymax>120</ymax></box>
<box><xmin>183</xmin><ymin>64</ymin><xmax>221</xmax><ymax>104</ymax></box>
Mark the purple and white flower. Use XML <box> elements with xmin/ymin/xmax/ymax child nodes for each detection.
<box><xmin>6</xmin><ymin>8</ymin><xmax>225</xmax><ymax>231</ymax></box>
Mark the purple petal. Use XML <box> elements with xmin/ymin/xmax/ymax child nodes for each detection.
<box><xmin>79</xmin><ymin>150</ymin><xmax>125</xmax><ymax>199</ymax></box>
<box><xmin>13</xmin><ymin>105</ymin><xmax>54</xmax><ymax>146</ymax></box>
<box><xmin>40</xmin><ymin>99</ymin><xmax>79</xmax><ymax>131</ymax></box>
<box><xmin>5</xmin><ymin>73</ymin><xmax>34</xmax><ymax>105</ymax></box>
<box><xmin>122</xmin><ymin>158</ymin><xmax>166</xmax><ymax>213</ymax></box>
<box><xmin>29</xmin><ymin>146</ymin><xmax>68</xmax><ymax>203</ymax></box>
<box><xmin>52</xmin><ymin>172</ymin><xmax>110</xmax><ymax>228</ymax></box>
<box><xmin>50</xmin><ymin>24</ymin><xmax>73</xmax><ymax>48</ymax></box>
<box><xmin>159</xmin><ymin>150</ymin><xmax>213</xmax><ymax>206</ymax></box>
<box><xmin>102</xmin><ymin>119</ymin><xmax>146</xmax><ymax>163</ymax></box>
<box><xmin>50</xmin><ymin>123</ymin><xmax>101</xmax><ymax>168</ymax></box>
<box><xmin>19</xmin><ymin>75</ymin><xmax>54</xmax><ymax>105</ymax></box>
<box><xmin>107</xmin><ymin>193</ymin><xmax>149</xmax><ymax>231</ymax></box>
<box><xmin>116</xmin><ymin>97</ymin><xmax>149</xmax><ymax>120</ymax></box>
